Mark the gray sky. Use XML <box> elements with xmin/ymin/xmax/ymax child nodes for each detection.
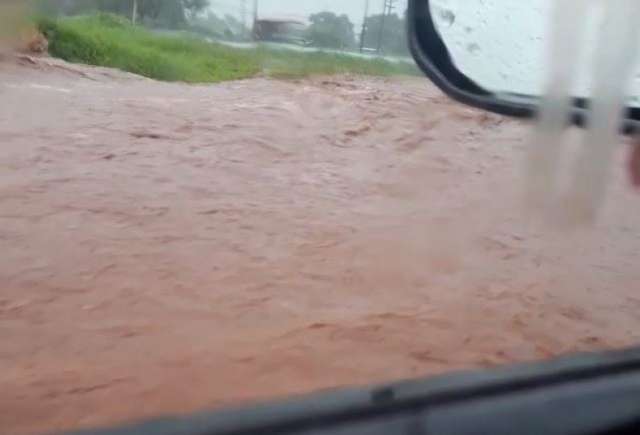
<box><xmin>208</xmin><ymin>0</ymin><xmax>408</xmax><ymax>27</ymax></box>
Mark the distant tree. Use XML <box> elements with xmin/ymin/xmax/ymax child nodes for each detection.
<box><xmin>36</xmin><ymin>0</ymin><xmax>134</xmax><ymax>16</ymax></box>
<box><xmin>36</xmin><ymin>0</ymin><xmax>210</xmax><ymax>28</ymax></box>
<box><xmin>189</xmin><ymin>11</ymin><xmax>227</xmax><ymax>38</ymax></box>
<box><xmin>96</xmin><ymin>0</ymin><xmax>134</xmax><ymax>17</ymax></box>
<box><xmin>182</xmin><ymin>0</ymin><xmax>209</xmax><ymax>20</ymax></box>
<box><xmin>362</xmin><ymin>12</ymin><xmax>409</xmax><ymax>55</ymax></box>
<box><xmin>138</xmin><ymin>0</ymin><xmax>186</xmax><ymax>27</ymax></box>
<box><xmin>189</xmin><ymin>11</ymin><xmax>247</xmax><ymax>40</ymax></box>
<box><xmin>35</xmin><ymin>0</ymin><xmax>102</xmax><ymax>15</ymax></box>
<box><xmin>306</xmin><ymin>12</ymin><xmax>356</xmax><ymax>50</ymax></box>
<box><xmin>223</xmin><ymin>14</ymin><xmax>245</xmax><ymax>36</ymax></box>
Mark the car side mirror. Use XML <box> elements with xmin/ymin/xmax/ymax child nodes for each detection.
<box><xmin>407</xmin><ymin>0</ymin><xmax>640</xmax><ymax>135</ymax></box>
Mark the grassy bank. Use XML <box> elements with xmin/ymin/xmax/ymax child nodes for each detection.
<box><xmin>37</xmin><ymin>14</ymin><xmax>420</xmax><ymax>83</ymax></box>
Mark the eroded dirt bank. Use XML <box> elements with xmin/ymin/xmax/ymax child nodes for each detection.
<box><xmin>2</xmin><ymin>55</ymin><xmax>640</xmax><ymax>434</ymax></box>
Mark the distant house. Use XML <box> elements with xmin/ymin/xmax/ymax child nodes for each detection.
<box><xmin>252</xmin><ymin>16</ymin><xmax>309</xmax><ymax>45</ymax></box>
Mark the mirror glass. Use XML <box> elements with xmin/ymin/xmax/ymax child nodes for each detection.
<box><xmin>430</xmin><ymin>0</ymin><xmax>640</xmax><ymax>106</ymax></box>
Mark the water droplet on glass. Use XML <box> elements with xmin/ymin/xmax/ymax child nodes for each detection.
<box><xmin>439</xmin><ymin>9</ymin><xmax>456</xmax><ymax>27</ymax></box>
<box><xmin>467</xmin><ymin>42</ymin><xmax>481</xmax><ymax>54</ymax></box>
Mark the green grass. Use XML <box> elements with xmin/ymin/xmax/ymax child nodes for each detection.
<box><xmin>37</xmin><ymin>13</ymin><xmax>420</xmax><ymax>83</ymax></box>
<box><xmin>260</xmin><ymin>49</ymin><xmax>419</xmax><ymax>79</ymax></box>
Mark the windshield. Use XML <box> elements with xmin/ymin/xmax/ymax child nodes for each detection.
<box><xmin>1</xmin><ymin>1</ymin><xmax>638</xmax><ymax>434</ymax></box>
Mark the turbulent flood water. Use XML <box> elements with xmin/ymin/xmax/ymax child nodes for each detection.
<box><xmin>2</xmin><ymin>55</ymin><xmax>640</xmax><ymax>434</ymax></box>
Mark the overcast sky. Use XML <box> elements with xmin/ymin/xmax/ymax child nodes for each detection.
<box><xmin>208</xmin><ymin>0</ymin><xmax>409</xmax><ymax>26</ymax></box>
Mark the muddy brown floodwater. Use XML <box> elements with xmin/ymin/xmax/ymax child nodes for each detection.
<box><xmin>2</xmin><ymin>54</ymin><xmax>640</xmax><ymax>435</ymax></box>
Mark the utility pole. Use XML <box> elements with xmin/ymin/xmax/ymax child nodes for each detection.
<box><xmin>376</xmin><ymin>0</ymin><xmax>396</xmax><ymax>54</ymax></box>
<box><xmin>252</xmin><ymin>0</ymin><xmax>258</xmax><ymax>39</ymax></box>
<box><xmin>359</xmin><ymin>0</ymin><xmax>370</xmax><ymax>53</ymax></box>
<box><xmin>131</xmin><ymin>0</ymin><xmax>138</xmax><ymax>25</ymax></box>
<box><xmin>241</xmin><ymin>0</ymin><xmax>247</xmax><ymax>38</ymax></box>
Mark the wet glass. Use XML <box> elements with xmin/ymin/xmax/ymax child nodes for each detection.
<box><xmin>430</xmin><ymin>0</ymin><xmax>640</xmax><ymax>106</ymax></box>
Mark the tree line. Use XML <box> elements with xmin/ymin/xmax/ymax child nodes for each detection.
<box><xmin>307</xmin><ymin>11</ymin><xmax>409</xmax><ymax>56</ymax></box>
<box><xmin>36</xmin><ymin>1</ymin><xmax>408</xmax><ymax>56</ymax></box>
<box><xmin>36</xmin><ymin>0</ymin><xmax>209</xmax><ymax>28</ymax></box>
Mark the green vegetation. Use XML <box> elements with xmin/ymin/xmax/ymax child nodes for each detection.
<box><xmin>362</xmin><ymin>13</ymin><xmax>410</xmax><ymax>55</ymax></box>
<box><xmin>307</xmin><ymin>12</ymin><xmax>356</xmax><ymax>50</ymax></box>
<box><xmin>37</xmin><ymin>14</ymin><xmax>420</xmax><ymax>83</ymax></box>
<box><xmin>35</xmin><ymin>0</ymin><xmax>210</xmax><ymax>29</ymax></box>
<box><xmin>262</xmin><ymin>50</ymin><xmax>418</xmax><ymax>79</ymax></box>
<box><xmin>37</xmin><ymin>14</ymin><xmax>259</xmax><ymax>82</ymax></box>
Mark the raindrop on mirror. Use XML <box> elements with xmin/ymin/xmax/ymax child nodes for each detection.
<box><xmin>439</xmin><ymin>9</ymin><xmax>456</xmax><ymax>27</ymax></box>
<box><xmin>467</xmin><ymin>43</ymin><xmax>481</xmax><ymax>54</ymax></box>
